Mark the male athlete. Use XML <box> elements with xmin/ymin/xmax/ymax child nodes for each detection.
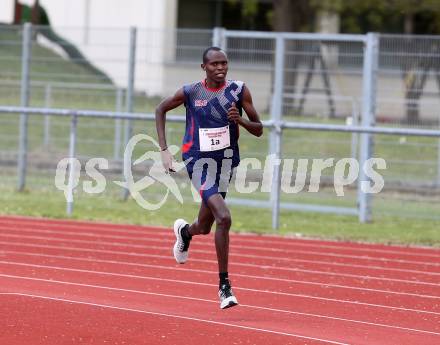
<box><xmin>155</xmin><ymin>47</ymin><xmax>263</xmax><ymax>309</ymax></box>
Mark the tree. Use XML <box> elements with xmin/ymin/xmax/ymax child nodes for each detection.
<box><xmin>227</xmin><ymin>0</ymin><xmax>314</xmax><ymax>32</ymax></box>
<box><xmin>226</xmin><ymin>0</ymin><xmax>259</xmax><ymax>29</ymax></box>
<box><xmin>13</xmin><ymin>0</ymin><xmax>21</xmax><ymax>24</ymax></box>
<box><xmin>272</xmin><ymin>0</ymin><xmax>312</xmax><ymax>32</ymax></box>
<box><xmin>271</xmin><ymin>0</ymin><xmax>440</xmax><ymax>121</ymax></box>
<box><xmin>231</xmin><ymin>1</ymin><xmax>440</xmax><ymax>121</ymax></box>
<box><xmin>337</xmin><ymin>0</ymin><xmax>440</xmax><ymax>34</ymax></box>
<box><xmin>31</xmin><ymin>0</ymin><xmax>40</xmax><ymax>25</ymax></box>
<box><xmin>374</xmin><ymin>0</ymin><xmax>440</xmax><ymax>122</ymax></box>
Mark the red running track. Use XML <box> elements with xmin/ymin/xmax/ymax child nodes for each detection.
<box><xmin>0</xmin><ymin>215</ymin><xmax>439</xmax><ymax>345</ymax></box>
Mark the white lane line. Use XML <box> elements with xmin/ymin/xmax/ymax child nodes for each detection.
<box><xmin>1</xmin><ymin>225</ymin><xmax>438</xmax><ymax>268</ymax></box>
<box><xmin>2</xmin><ymin>227</ymin><xmax>439</xmax><ymax>274</ymax></box>
<box><xmin>1</xmin><ymin>217</ymin><xmax>439</xmax><ymax>259</ymax></box>
<box><xmin>0</xmin><ymin>292</ymin><xmax>348</xmax><ymax>345</ymax></box>
<box><xmin>2</xmin><ymin>242</ymin><xmax>440</xmax><ymax>299</ymax></box>
<box><xmin>2</xmin><ymin>250</ymin><xmax>440</xmax><ymax>316</ymax></box>
<box><xmin>1</xmin><ymin>235</ymin><xmax>439</xmax><ymax>287</ymax></box>
<box><xmin>3</xmin><ymin>274</ymin><xmax>440</xmax><ymax>337</ymax></box>
<box><xmin>2</xmin><ymin>223</ymin><xmax>439</xmax><ymax>267</ymax></box>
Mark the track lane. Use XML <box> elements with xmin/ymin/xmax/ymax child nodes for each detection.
<box><xmin>2</xmin><ymin>216</ymin><xmax>440</xmax><ymax>344</ymax></box>
<box><xmin>1</xmin><ymin>225</ymin><xmax>439</xmax><ymax>274</ymax></box>
<box><xmin>3</xmin><ymin>247</ymin><xmax>440</xmax><ymax>315</ymax></box>
<box><xmin>1</xmin><ymin>295</ymin><xmax>336</xmax><ymax>345</ymax></box>
<box><xmin>1</xmin><ymin>236</ymin><xmax>439</xmax><ymax>296</ymax></box>
<box><xmin>1</xmin><ymin>258</ymin><xmax>440</xmax><ymax>333</ymax></box>
<box><xmin>2</xmin><ymin>240</ymin><xmax>440</xmax><ymax>308</ymax></box>
<box><xmin>2</xmin><ymin>275</ymin><xmax>440</xmax><ymax>345</ymax></box>
<box><xmin>1</xmin><ymin>216</ymin><xmax>439</xmax><ymax>259</ymax></box>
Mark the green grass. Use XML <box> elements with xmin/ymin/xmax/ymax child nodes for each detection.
<box><xmin>0</xmin><ymin>166</ymin><xmax>439</xmax><ymax>246</ymax></box>
<box><xmin>0</xmin><ymin>27</ymin><xmax>108</xmax><ymax>84</ymax></box>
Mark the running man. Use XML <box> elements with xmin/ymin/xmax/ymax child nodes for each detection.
<box><xmin>155</xmin><ymin>46</ymin><xmax>263</xmax><ymax>309</ymax></box>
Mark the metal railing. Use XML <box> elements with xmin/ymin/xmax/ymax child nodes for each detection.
<box><xmin>2</xmin><ymin>106</ymin><xmax>440</xmax><ymax>229</ymax></box>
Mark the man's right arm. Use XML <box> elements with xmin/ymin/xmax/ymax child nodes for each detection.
<box><xmin>155</xmin><ymin>88</ymin><xmax>185</xmax><ymax>150</ymax></box>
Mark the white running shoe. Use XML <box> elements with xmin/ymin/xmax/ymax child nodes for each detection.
<box><xmin>218</xmin><ymin>282</ymin><xmax>238</xmax><ymax>309</ymax></box>
<box><xmin>173</xmin><ymin>219</ymin><xmax>190</xmax><ymax>264</ymax></box>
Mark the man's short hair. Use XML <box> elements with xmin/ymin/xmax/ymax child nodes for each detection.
<box><xmin>202</xmin><ymin>46</ymin><xmax>223</xmax><ymax>63</ymax></box>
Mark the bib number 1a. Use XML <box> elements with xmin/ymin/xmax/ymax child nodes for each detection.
<box><xmin>199</xmin><ymin>125</ymin><xmax>230</xmax><ymax>152</ymax></box>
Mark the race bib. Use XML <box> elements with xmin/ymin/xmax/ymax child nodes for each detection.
<box><xmin>199</xmin><ymin>125</ymin><xmax>230</xmax><ymax>152</ymax></box>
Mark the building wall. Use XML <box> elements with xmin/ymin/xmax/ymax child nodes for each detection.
<box><xmin>0</xmin><ymin>0</ymin><xmax>14</xmax><ymax>23</ymax></box>
<box><xmin>38</xmin><ymin>0</ymin><xmax>177</xmax><ymax>94</ymax></box>
<box><xmin>12</xmin><ymin>0</ymin><xmax>177</xmax><ymax>29</ymax></box>
<box><xmin>3</xmin><ymin>0</ymin><xmax>178</xmax><ymax>94</ymax></box>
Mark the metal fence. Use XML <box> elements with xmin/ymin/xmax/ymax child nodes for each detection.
<box><xmin>1</xmin><ymin>24</ymin><xmax>440</xmax><ymax>225</ymax></box>
<box><xmin>2</xmin><ymin>105</ymin><xmax>439</xmax><ymax>228</ymax></box>
<box><xmin>3</xmin><ymin>25</ymin><xmax>440</xmax><ymax>122</ymax></box>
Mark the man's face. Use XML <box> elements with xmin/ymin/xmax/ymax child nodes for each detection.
<box><xmin>202</xmin><ymin>50</ymin><xmax>228</xmax><ymax>83</ymax></box>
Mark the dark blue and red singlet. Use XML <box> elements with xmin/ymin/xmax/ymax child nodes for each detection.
<box><xmin>181</xmin><ymin>79</ymin><xmax>245</xmax><ymax>203</ymax></box>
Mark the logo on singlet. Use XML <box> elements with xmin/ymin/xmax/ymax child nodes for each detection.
<box><xmin>195</xmin><ymin>100</ymin><xmax>208</xmax><ymax>107</ymax></box>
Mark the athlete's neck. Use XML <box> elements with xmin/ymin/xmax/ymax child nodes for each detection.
<box><xmin>204</xmin><ymin>78</ymin><xmax>225</xmax><ymax>90</ymax></box>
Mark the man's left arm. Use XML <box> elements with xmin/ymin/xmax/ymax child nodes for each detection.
<box><xmin>227</xmin><ymin>86</ymin><xmax>263</xmax><ymax>137</ymax></box>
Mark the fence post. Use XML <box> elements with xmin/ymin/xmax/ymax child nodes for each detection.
<box><xmin>350</xmin><ymin>98</ymin><xmax>359</xmax><ymax>159</ymax></box>
<box><xmin>270</xmin><ymin>35</ymin><xmax>285</xmax><ymax>230</ymax></box>
<box><xmin>212</xmin><ymin>27</ymin><xmax>226</xmax><ymax>50</ymax></box>
<box><xmin>67</xmin><ymin>113</ymin><xmax>78</xmax><ymax>216</ymax></box>
<box><xmin>437</xmin><ymin>105</ymin><xmax>440</xmax><ymax>186</ymax></box>
<box><xmin>437</xmin><ymin>138</ymin><xmax>440</xmax><ymax>186</ymax></box>
<box><xmin>17</xmin><ymin>23</ymin><xmax>32</xmax><ymax>191</ymax></box>
<box><xmin>358</xmin><ymin>33</ymin><xmax>379</xmax><ymax>223</ymax></box>
<box><xmin>122</xmin><ymin>27</ymin><xmax>137</xmax><ymax>200</ymax></box>
<box><xmin>43</xmin><ymin>83</ymin><xmax>52</xmax><ymax>148</ymax></box>
<box><xmin>114</xmin><ymin>88</ymin><xmax>123</xmax><ymax>160</ymax></box>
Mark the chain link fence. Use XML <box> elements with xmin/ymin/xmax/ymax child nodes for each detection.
<box><xmin>0</xmin><ymin>24</ymin><xmax>439</xmax><ymax>224</ymax></box>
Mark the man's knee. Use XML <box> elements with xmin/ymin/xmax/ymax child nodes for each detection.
<box><xmin>216</xmin><ymin>211</ymin><xmax>231</xmax><ymax>230</ymax></box>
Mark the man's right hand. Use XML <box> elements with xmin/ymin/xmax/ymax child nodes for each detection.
<box><xmin>227</xmin><ymin>102</ymin><xmax>241</xmax><ymax>124</ymax></box>
<box><xmin>160</xmin><ymin>148</ymin><xmax>176</xmax><ymax>173</ymax></box>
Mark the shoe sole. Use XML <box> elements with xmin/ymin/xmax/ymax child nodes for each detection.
<box><xmin>220</xmin><ymin>296</ymin><xmax>238</xmax><ymax>309</ymax></box>
<box><xmin>173</xmin><ymin>219</ymin><xmax>188</xmax><ymax>264</ymax></box>
<box><xmin>173</xmin><ymin>242</ymin><xmax>185</xmax><ymax>264</ymax></box>
<box><xmin>221</xmin><ymin>301</ymin><xmax>238</xmax><ymax>309</ymax></box>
